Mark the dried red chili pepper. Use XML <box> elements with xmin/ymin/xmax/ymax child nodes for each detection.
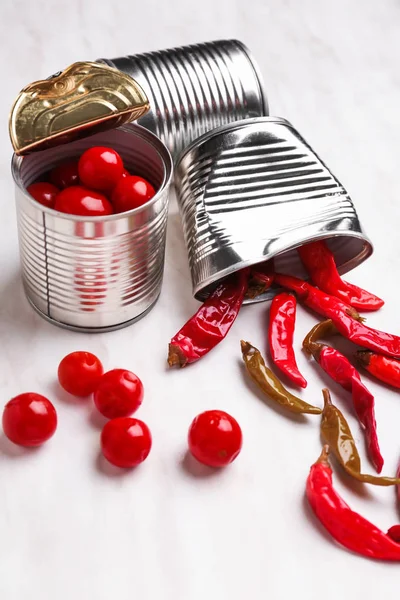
<box><xmin>306</xmin><ymin>446</ymin><xmax>400</xmax><ymax>560</ymax></box>
<box><xmin>298</xmin><ymin>240</ymin><xmax>384</xmax><ymax>311</ymax></box>
<box><xmin>268</xmin><ymin>293</ymin><xmax>307</xmax><ymax>388</ymax></box>
<box><xmin>356</xmin><ymin>351</ymin><xmax>400</xmax><ymax>389</ymax></box>
<box><xmin>304</xmin><ymin>337</ymin><xmax>383</xmax><ymax>473</ymax></box>
<box><xmin>328</xmin><ymin>309</ymin><xmax>400</xmax><ymax>359</ymax></box>
<box><xmin>168</xmin><ymin>270</ymin><xmax>248</xmax><ymax>367</ymax></box>
<box><xmin>247</xmin><ymin>261</ymin><xmax>274</xmax><ymax>299</ymax></box>
<box><xmin>274</xmin><ymin>273</ymin><xmax>362</xmax><ymax>322</ymax></box>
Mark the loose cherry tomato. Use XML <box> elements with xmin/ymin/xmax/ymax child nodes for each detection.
<box><xmin>2</xmin><ymin>393</ymin><xmax>57</xmax><ymax>447</ymax></box>
<box><xmin>78</xmin><ymin>146</ymin><xmax>124</xmax><ymax>192</ymax></box>
<box><xmin>101</xmin><ymin>417</ymin><xmax>152</xmax><ymax>468</ymax></box>
<box><xmin>188</xmin><ymin>410</ymin><xmax>242</xmax><ymax>467</ymax></box>
<box><xmin>55</xmin><ymin>186</ymin><xmax>113</xmax><ymax>217</ymax></box>
<box><xmin>94</xmin><ymin>369</ymin><xmax>144</xmax><ymax>419</ymax></box>
<box><xmin>49</xmin><ymin>160</ymin><xmax>80</xmax><ymax>188</ymax></box>
<box><xmin>111</xmin><ymin>175</ymin><xmax>156</xmax><ymax>213</ymax></box>
<box><xmin>58</xmin><ymin>351</ymin><xmax>104</xmax><ymax>397</ymax></box>
<box><xmin>27</xmin><ymin>182</ymin><xmax>59</xmax><ymax>209</ymax></box>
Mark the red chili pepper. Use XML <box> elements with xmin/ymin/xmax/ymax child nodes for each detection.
<box><xmin>329</xmin><ymin>309</ymin><xmax>400</xmax><ymax>359</ymax></box>
<box><xmin>268</xmin><ymin>293</ymin><xmax>307</xmax><ymax>388</ymax></box>
<box><xmin>305</xmin><ymin>342</ymin><xmax>383</xmax><ymax>473</ymax></box>
<box><xmin>298</xmin><ymin>240</ymin><xmax>384</xmax><ymax>311</ymax></box>
<box><xmin>168</xmin><ymin>270</ymin><xmax>249</xmax><ymax>367</ymax></box>
<box><xmin>247</xmin><ymin>262</ymin><xmax>275</xmax><ymax>299</ymax></box>
<box><xmin>307</xmin><ymin>446</ymin><xmax>400</xmax><ymax>560</ymax></box>
<box><xmin>274</xmin><ymin>273</ymin><xmax>362</xmax><ymax>322</ymax></box>
<box><xmin>356</xmin><ymin>351</ymin><xmax>400</xmax><ymax>389</ymax></box>
<box><xmin>388</xmin><ymin>525</ymin><xmax>400</xmax><ymax>544</ymax></box>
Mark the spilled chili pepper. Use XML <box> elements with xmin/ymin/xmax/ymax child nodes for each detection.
<box><xmin>356</xmin><ymin>351</ymin><xmax>400</xmax><ymax>389</ymax></box>
<box><xmin>320</xmin><ymin>389</ymin><xmax>399</xmax><ymax>485</ymax></box>
<box><xmin>168</xmin><ymin>270</ymin><xmax>248</xmax><ymax>367</ymax></box>
<box><xmin>298</xmin><ymin>240</ymin><xmax>384</xmax><ymax>311</ymax></box>
<box><xmin>328</xmin><ymin>309</ymin><xmax>400</xmax><ymax>359</ymax></box>
<box><xmin>304</xmin><ymin>334</ymin><xmax>383</xmax><ymax>472</ymax></box>
<box><xmin>246</xmin><ymin>261</ymin><xmax>274</xmax><ymax>299</ymax></box>
<box><xmin>306</xmin><ymin>446</ymin><xmax>400</xmax><ymax>560</ymax></box>
<box><xmin>274</xmin><ymin>273</ymin><xmax>362</xmax><ymax>322</ymax></box>
<box><xmin>388</xmin><ymin>525</ymin><xmax>400</xmax><ymax>543</ymax></box>
<box><xmin>302</xmin><ymin>319</ymin><xmax>338</xmax><ymax>351</ymax></box>
<box><xmin>268</xmin><ymin>293</ymin><xmax>307</xmax><ymax>388</ymax></box>
<box><xmin>240</xmin><ymin>340</ymin><xmax>321</xmax><ymax>415</ymax></box>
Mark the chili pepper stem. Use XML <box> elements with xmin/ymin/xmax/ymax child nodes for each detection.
<box><xmin>322</xmin><ymin>388</ymin><xmax>332</xmax><ymax>408</ymax></box>
<box><xmin>168</xmin><ymin>344</ymin><xmax>187</xmax><ymax>368</ymax></box>
<box><xmin>316</xmin><ymin>444</ymin><xmax>330</xmax><ymax>465</ymax></box>
<box><xmin>355</xmin><ymin>351</ymin><xmax>371</xmax><ymax>368</ymax></box>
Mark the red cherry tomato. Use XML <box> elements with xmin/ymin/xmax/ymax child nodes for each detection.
<box><xmin>27</xmin><ymin>182</ymin><xmax>59</xmax><ymax>209</ymax></box>
<box><xmin>101</xmin><ymin>417</ymin><xmax>152</xmax><ymax>468</ymax></box>
<box><xmin>111</xmin><ymin>176</ymin><xmax>156</xmax><ymax>213</ymax></box>
<box><xmin>54</xmin><ymin>186</ymin><xmax>113</xmax><ymax>217</ymax></box>
<box><xmin>2</xmin><ymin>393</ymin><xmax>57</xmax><ymax>447</ymax></box>
<box><xmin>58</xmin><ymin>351</ymin><xmax>104</xmax><ymax>397</ymax></box>
<box><xmin>94</xmin><ymin>369</ymin><xmax>144</xmax><ymax>419</ymax></box>
<box><xmin>49</xmin><ymin>160</ymin><xmax>80</xmax><ymax>188</ymax></box>
<box><xmin>188</xmin><ymin>410</ymin><xmax>243</xmax><ymax>467</ymax></box>
<box><xmin>78</xmin><ymin>146</ymin><xmax>124</xmax><ymax>192</ymax></box>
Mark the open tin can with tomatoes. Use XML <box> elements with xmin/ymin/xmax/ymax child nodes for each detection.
<box><xmin>10</xmin><ymin>62</ymin><xmax>173</xmax><ymax>332</ymax></box>
<box><xmin>174</xmin><ymin>117</ymin><xmax>373</xmax><ymax>302</ymax></box>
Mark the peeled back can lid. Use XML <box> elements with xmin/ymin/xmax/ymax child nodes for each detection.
<box><xmin>9</xmin><ymin>61</ymin><xmax>150</xmax><ymax>155</ymax></box>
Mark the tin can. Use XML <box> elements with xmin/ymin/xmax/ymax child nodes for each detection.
<box><xmin>12</xmin><ymin>123</ymin><xmax>173</xmax><ymax>332</ymax></box>
<box><xmin>99</xmin><ymin>39</ymin><xmax>267</xmax><ymax>159</ymax></box>
<box><xmin>175</xmin><ymin>117</ymin><xmax>373</xmax><ymax>302</ymax></box>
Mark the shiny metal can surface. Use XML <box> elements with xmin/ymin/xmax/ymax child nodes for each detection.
<box><xmin>12</xmin><ymin>123</ymin><xmax>173</xmax><ymax>332</ymax></box>
<box><xmin>175</xmin><ymin>117</ymin><xmax>372</xmax><ymax>302</ymax></box>
<box><xmin>99</xmin><ymin>39</ymin><xmax>267</xmax><ymax>159</ymax></box>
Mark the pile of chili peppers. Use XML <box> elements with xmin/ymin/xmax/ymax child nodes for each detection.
<box><xmin>168</xmin><ymin>239</ymin><xmax>400</xmax><ymax>561</ymax></box>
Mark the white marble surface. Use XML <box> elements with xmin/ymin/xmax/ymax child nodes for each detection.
<box><xmin>1</xmin><ymin>0</ymin><xmax>400</xmax><ymax>598</ymax></box>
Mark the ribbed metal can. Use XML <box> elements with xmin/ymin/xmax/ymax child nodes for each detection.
<box><xmin>175</xmin><ymin>117</ymin><xmax>373</xmax><ymax>302</ymax></box>
<box><xmin>99</xmin><ymin>39</ymin><xmax>267</xmax><ymax>159</ymax></box>
<box><xmin>12</xmin><ymin>123</ymin><xmax>173</xmax><ymax>332</ymax></box>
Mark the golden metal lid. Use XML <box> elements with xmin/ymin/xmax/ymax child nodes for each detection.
<box><xmin>9</xmin><ymin>61</ymin><xmax>150</xmax><ymax>155</ymax></box>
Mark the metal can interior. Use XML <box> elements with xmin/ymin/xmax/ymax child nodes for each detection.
<box><xmin>175</xmin><ymin>117</ymin><xmax>373</xmax><ymax>303</ymax></box>
<box><xmin>99</xmin><ymin>39</ymin><xmax>268</xmax><ymax>160</ymax></box>
<box><xmin>11</xmin><ymin>124</ymin><xmax>173</xmax><ymax>332</ymax></box>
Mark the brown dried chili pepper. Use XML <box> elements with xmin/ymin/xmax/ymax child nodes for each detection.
<box><xmin>320</xmin><ymin>389</ymin><xmax>398</xmax><ymax>485</ymax></box>
<box><xmin>168</xmin><ymin>269</ymin><xmax>249</xmax><ymax>368</ymax></box>
<box><xmin>268</xmin><ymin>293</ymin><xmax>307</xmax><ymax>388</ymax></box>
<box><xmin>302</xmin><ymin>319</ymin><xmax>338</xmax><ymax>353</ymax></box>
<box><xmin>304</xmin><ymin>336</ymin><xmax>383</xmax><ymax>472</ymax></box>
<box><xmin>306</xmin><ymin>445</ymin><xmax>400</xmax><ymax>561</ymax></box>
<box><xmin>274</xmin><ymin>273</ymin><xmax>363</xmax><ymax>322</ymax></box>
<box><xmin>298</xmin><ymin>240</ymin><xmax>384</xmax><ymax>311</ymax></box>
<box><xmin>356</xmin><ymin>351</ymin><xmax>400</xmax><ymax>389</ymax></box>
<box><xmin>240</xmin><ymin>340</ymin><xmax>321</xmax><ymax>415</ymax></box>
<box><xmin>246</xmin><ymin>261</ymin><xmax>274</xmax><ymax>299</ymax></box>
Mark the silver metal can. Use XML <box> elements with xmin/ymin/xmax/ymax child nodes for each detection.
<box><xmin>99</xmin><ymin>40</ymin><xmax>267</xmax><ymax>159</ymax></box>
<box><xmin>175</xmin><ymin>117</ymin><xmax>373</xmax><ymax>302</ymax></box>
<box><xmin>12</xmin><ymin>123</ymin><xmax>173</xmax><ymax>332</ymax></box>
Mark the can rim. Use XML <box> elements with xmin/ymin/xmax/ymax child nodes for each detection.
<box><xmin>193</xmin><ymin>231</ymin><xmax>374</xmax><ymax>301</ymax></box>
<box><xmin>11</xmin><ymin>122</ymin><xmax>173</xmax><ymax>223</ymax></box>
<box><xmin>175</xmin><ymin>116</ymin><xmax>293</xmax><ymax>165</ymax></box>
<box><xmin>232</xmin><ymin>40</ymin><xmax>269</xmax><ymax>117</ymax></box>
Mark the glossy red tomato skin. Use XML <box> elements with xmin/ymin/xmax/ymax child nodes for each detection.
<box><xmin>54</xmin><ymin>186</ymin><xmax>113</xmax><ymax>216</ymax></box>
<box><xmin>78</xmin><ymin>146</ymin><xmax>124</xmax><ymax>192</ymax></box>
<box><xmin>121</xmin><ymin>168</ymin><xmax>130</xmax><ymax>178</ymax></box>
<box><xmin>2</xmin><ymin>393</ymin><xmax>57</xmax><ymax>447</ymax></box>
<box><xmin>58</xmin><ymin>351</ymin><xmax>104</xmax><ymax>397</ymax></box>
<box><xmin>94</xmin><ymin>369</ymin><xmax>144</xmax><ymax>419</ymax></box>
<box><xmin>49</xmin><ymin>160</ymin><xmax>80</xmax><ymax>188</ymax></box>
<box><xmin>111</xmin><ymin>176</ymin><xmax>156</xmax><ymax>213</ymax></box>
<box><xmin>27</xmin><ymin>182</ymin><xmax>59</xmax><ymax>209</ymax></box>
<box><xmin>188</xmin><ymin>410</ymin><xmax>243</xmax><ymax>467</ymax></box>
<box><xmin>101</xmin><ymin>418</ymin><xmax>152</xmax><ymax>468</ymax></box>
